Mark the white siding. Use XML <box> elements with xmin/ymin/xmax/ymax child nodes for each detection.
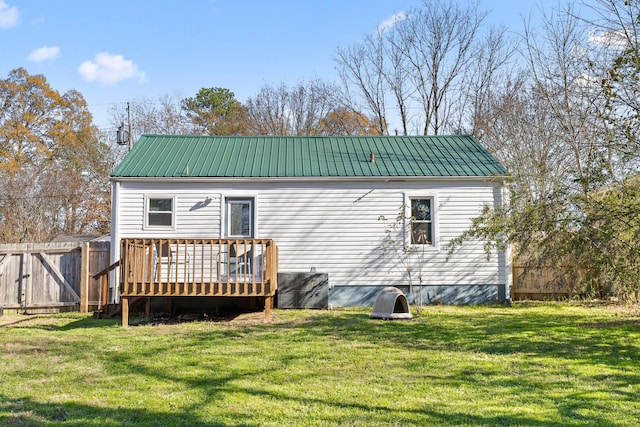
<box><xmin>117</xmin><ymin>182</ymin><xmax>222</xmax><ymax>238</ymax></box>
<box><xmin>115</xmin><ymin>179</ymin><xmax>505</xmax><ymax>290</ymax></box>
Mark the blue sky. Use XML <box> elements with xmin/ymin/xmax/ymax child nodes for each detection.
<box><xmin>1</xmin><ymin>0</ymin><xmax>555</xmax><ymax>133</ymax></box>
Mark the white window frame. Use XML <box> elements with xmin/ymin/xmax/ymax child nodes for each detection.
<box><xmin>403</xmin><ymin>193</ymin><xmax>438</xmax><ymax>250</ymax></box>
<box><xmin>222</xmin><ymin>195</ymin><xmax>257</xmax><ymax>238</ymax></box>
<box><xmin>144</xmin><ymin>195</ymin><xmax>176</xmax><ymax>230</ymax></box>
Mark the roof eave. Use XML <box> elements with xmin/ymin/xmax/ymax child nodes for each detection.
<box><xmin>110</xmin><ymin>174</ymin><xmax>509</xmax><ymax>184</ymax></box>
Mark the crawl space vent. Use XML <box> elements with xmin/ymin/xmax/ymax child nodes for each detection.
<box><xmin>370</xmin><ymin>287</ymin><xmax>413</xmax><ymax>320</ymax></box>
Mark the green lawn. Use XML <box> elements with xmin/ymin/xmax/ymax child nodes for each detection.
<box><xmin>1</xmin><ymin>303</ymin><xmax>639</xmax><ymax>426</ymax></box>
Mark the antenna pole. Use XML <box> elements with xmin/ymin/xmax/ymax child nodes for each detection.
<box><xmin>127</xmin><ymin>102</ymin><xmax>132</xmax><ymax>152</ymax></box>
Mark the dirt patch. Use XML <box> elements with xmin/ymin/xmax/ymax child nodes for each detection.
<box><xmin>0</xmin><ymin>315</ymin><xmax>45</xmax><ymax>328</ymax></box>
<box><xmin>141</xmin><ymin>310</ymin><xmax>269</xmax><ymax>326</ymax></box>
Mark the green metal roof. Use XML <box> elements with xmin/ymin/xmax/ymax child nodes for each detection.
<box><xmin>111</xmin><ymin>135</ymin><xmax>507</xmax><ymax>178</ymax></box>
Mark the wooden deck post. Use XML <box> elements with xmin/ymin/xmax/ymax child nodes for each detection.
<box><xmin>101</xmin><ymin>274</ymin><xmax>109</xmax><ymax>308</ymax></box>
<box><xmin>122</xmin><ymin>297</ymin><xmax>129</xmax><ymax>328</ymax></box>
<box><xmin>145</xmin><ymin>297</ymin><xmax>151</xmax><ymax>320</ymax></box>
<box><xmin>264</xmin><ymin>295</ymin><xmax>273</xmax><ymax>322</ymax></box>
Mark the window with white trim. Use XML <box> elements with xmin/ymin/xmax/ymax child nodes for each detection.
<box><xmin>225</xmin><ymin>197</ymin><xmax>254</xmax><ymax>238</ymax></box>
<box><xmin>410</xmin><ymin>198</ymin><xmax>433</xmax><ymax>245</ymax></box>
<box><xmin>146</xmin><ymin>196</ymin><xmax>174</xmax><ymax>228</ymax></box>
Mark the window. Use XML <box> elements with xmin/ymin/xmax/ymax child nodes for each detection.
<box><xmin>146</xmin><ymin>197</ymin><xmax>174</xmax><ymax>227</ymax></box>
<box><xmin>410</xmin><ymin>198</ymin><xmax>433</xmax><ymax>245</ymax></box>
<box><xmin>225</xmin><ymin>198</ymin><xmax>254</xmax><ymax>237</ymax></box>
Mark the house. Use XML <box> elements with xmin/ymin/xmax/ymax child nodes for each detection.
<box><xmin>109</xmin><ymin>134</ymin><xmax>509</xmax><ymax>323</ymax></box>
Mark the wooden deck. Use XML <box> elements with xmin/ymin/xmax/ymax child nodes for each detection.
<box><xmin>117</xmin><ymin>238</ymin><xmax>278</xmax><ymax>327</ymax></box>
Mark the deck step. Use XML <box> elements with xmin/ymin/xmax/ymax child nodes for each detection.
<box><xmin>93</xmin><ymin>297</ymin><xmax>150</xmax><ymax>319</ymax></box>
<box><xmin>93</xmin><ymin>303</ymin><xmax>121</xmax><ymax>319</ymax></box>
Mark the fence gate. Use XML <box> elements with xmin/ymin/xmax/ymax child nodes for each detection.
<box><xmin>0</xmin><ymin>241</ymin><xmax>110</xmax><ymax>314</ymax></box>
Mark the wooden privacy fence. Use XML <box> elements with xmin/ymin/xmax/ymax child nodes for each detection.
<box><xmin>512</xmin><ymin>264</ymin><xmax>572</xmax><ymax>300</ymax></box>
<box><xmin>0</xmin><ymin>241</ymin><xmax>110</xmax><ymax>314</ymax></box>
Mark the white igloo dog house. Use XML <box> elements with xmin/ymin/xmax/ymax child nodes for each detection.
<box><xmin>370</xmin><ymin>287</ymin><xmax>413</xmax><ymax>320</ymax></box>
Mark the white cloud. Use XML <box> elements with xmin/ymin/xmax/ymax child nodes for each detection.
<box><xmin>377</xmin><ymin>11</ymin><xmax>407</xmax><ymax>33</ymax></box>
<box><xmin>589</xmin><ymin>30</ymin><xmax>630</xmax><ymax>50</ymax></box>
<box><xmin>27</xmin><ymin>46</ymin><xmax>60</xmax><ymax>63</ymax></box>
<box><xmin>77</xmin><ymin>52</ymin><xmax>147</xmax><ymax>85</ymax></box>
<box><xmin>0</xmin><ymin>0</ymin><xmax>19</xmax><ymax>29</ymax></box>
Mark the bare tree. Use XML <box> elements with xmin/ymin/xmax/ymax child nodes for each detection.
<box><xmin>459</xmin><ymin>25</ymin><xmax>517</xmax><ymax>138</ymax></box>
<box><xmin>245</xmin><ymin>79</ymin><xmax>342</xmax><ymax>135</ymax></box>
<box><xmin>335</xmin><ymin>0</ymin><xmax>514</xmax><ymax>136</ymax></box>
<box><xmin>109</xmin><ymin>92</ymin><xmax>193</xmax><ymax>144</ymax></box>
<box><xmin>288</xmin><ymin>79</ymin><xmax>341</xmax><ymax>135</ymax></box>
<box><xmin>522</xmin><ymin>2</ymin><xmax>611</xmax><ymax>192</ymax></box>
<box><xmin>391</xmin><ymin>0</ymin><xmax>487</xmax><ymax>134</ymax></box>
<box><xmin>245</xmin><ymin>83</ymin><xmax>292</xmax><ymax>135</ymax></box>
<box><xmin>586</xmin><ymin>0</ymin><xmax>640</xmax><ymax>161</ymax></box>
<box><xmin>382</xmin><ymin>28</ymin><xmax>414</xmax><ymax>136</ymax></box>
<box><xmin>336</xmin><ymin>34</ymin><xmax>389</xmax><ymax>135</ymax></box>
<box><xmin>478</xmin><ymin>74</ymin><xmax>574</xmax><ymax>205</ymax></box>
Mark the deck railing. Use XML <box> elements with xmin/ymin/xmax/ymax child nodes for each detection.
<box><xmin>118</xmin><ymin>238</ymin><xmax>278</xmax><ymax>326</ymax></box>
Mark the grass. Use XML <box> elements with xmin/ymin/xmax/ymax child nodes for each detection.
<box><xmin>0</xmin><ymin>302</ymin><xmax>639</xmax><ymax>426</ymax></box>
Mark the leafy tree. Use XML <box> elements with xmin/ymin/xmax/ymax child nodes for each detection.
<box><xmin>318</xmin><ymin>108</ymin><xmax>381</xmax><ymax>136</ymax></box>
<box><xmin>182</xmin><ymin>87</ymin><xmax>248</xmax><ymax>135</ymax></box>
<box><xmin>0</xmin><ymin>68</ymin><xmax>112</xmax><ymax>242</ymax></box>
<box><xmin>451</xmin><ymin>1</ymin><xmax>640</xmax><ymax>303</ymax></box>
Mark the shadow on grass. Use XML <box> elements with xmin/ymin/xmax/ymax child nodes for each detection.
<box><xmin>5</xmin><ymin>307</ymin><xmax>640</xmax><ymax>369</ymax></box>
<box><xmin>3</xmin><ymin>306</ymin><xmax>639</xmax><ymax>425</ymax></box>
<box><xmin>0</xmin><ymin>316</ymin><xmax>44</xmax><ymax>328</ymax></box>
<box><xmin>267</xmin><ymin>308</ymin><xmax>640</xmax><ymax>368</ymax></box>
<box><xmin>0</xmin><ymin>316</ymin><xmax>121</xmax><ymax>332</ymax></box>
<box><xmin>0</xmin><ymin>390</ymin><xmax>593</xmax><ymax>427</ymax></box>
<box><xmin>79</xmin><ymin>307</ymin><xmax>638</xmax><ymax>426</ymax></box>
<box><xmin>95</xmin><ymin>342</ymin><xmax>625</xmax><ymax>427</ymax></box>
<box><xmin>82</xmin><ymin>346</ymin><xmax>571</xmax><ymax>427</ymax></box>
<box><xmin>0</xmin><ymin>394</ymin><xmax>249</xmax><ymax>427</ymax></box>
